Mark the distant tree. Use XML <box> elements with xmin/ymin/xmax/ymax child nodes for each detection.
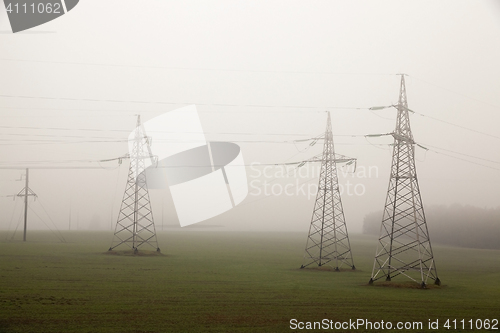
<box><xmin>363</xmin><ymin>204</ymin><xmax>500</xmax><ymax>250</ymax></box>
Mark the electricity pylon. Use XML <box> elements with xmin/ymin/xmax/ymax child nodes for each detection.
<box><xmin>109</xmin><ymin>115</ymin><xmax>160</xmax><ymax>254</ymax></box>
<box><xmin>369</xmin><ymin>75</ymin><xmax>440</xmax><ymax>287</ymax></box>
<box><xmin>301</xmin><ymin>111</ymin><xmax>356</xmax><ymax>270</ymax></box>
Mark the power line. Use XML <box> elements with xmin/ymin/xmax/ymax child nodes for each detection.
<box><xmin>0</xmin><ymin>152</ymin><xmax>350</xmax><ymax>169</ymax></box>
<box><xmin>0</xmin><ymin>58</ymin><xmax>396</xmax><ymax>76</ymax></box>
<box><xmin>0</xmin><ymin>166</ymin><xmax>111</xmax><ymax>170</ymax></box>
<box><xmin>0</xmin><ymin>147</ymin><xmax>497</xmax><ymax>171</ymax></box>
<box><xmin>28</xmin><ymin>205</ymin><xmax>66</xmax><ymax>243</ymax></box>
<box><xmin>0</xmin><ymin>93</ymin><xmax>368</xmax><ymax>110</ymax></box>
<box><xmin>0</xmin><ymin>106</ymin><xmax>135</xmax><ymax>116</ymax></box>
<box><xmin>0</xmin><ymin>134</ymin><xmax>361</xmax><ymax>142</ymax></box>
<box><xmin>364</xmin><ymin>132</ymin><xmax>500</xmax><ymax>170</ymax></box>
<box><xmin>0</xmin><ymin>124</ymin><xmax>367</xmax><ymax>139</ymax></box>
<box><xmin>0</xmin><ymin>139</ymin><xmax>315</xmax><ymax>147</ymax></box>
<box><xmin>0</xmin><ymin>140</ymin><xmax>126</xmax><ymax>146</ymax></box>
<box><xmin>0</xmin><ymin>124</ymin><xmax>323</xmax><ymax>136</ymax></box>
<box><xmin>0</xmin><ymin>159</ymin><xmax>102</xmax><ymax>165</ymax></box>
<box><xmin>426</xmin><ymin>149</ymin><xmax>500</xmax><ymax>171</ymax></box>
<box><xmin>420</xmin><ymin>143</ymin><xmax>500</xmax><ymax>165</ymax></box>
<box><xmin>0</xmin><ymin>124</ymin><xmax>129</xmax><ymax>133</ymax></box>
<box><xmin>411</xmin><ymin>110</ymin><xmax>500</xmax><ymax>140</ymax></box>
<box><xmin>0</xmin><ymin>140</ymin><xmax>383</xmax><ymax>147</ymax></box>
<box><xmin>0</xmin><ymin>134</ymin><xmax>320</xmax><ymax>146</ymax></box>
<box><xmin>1</xmin><ymin>137</ymin><xmax>497</xmax><ymax>169</ymax></box>
<box><xmin>0</xmin><ymin>105</ymin><xmax>365</xmax><ymax>113</ymax></box>
<box><xmin>0</xmin><ymin>132</ymin><xmax>125</xmax><ymax>140</ymax></box>
<box><xmin>3</xmin><ymin>98</ymin><xmax>497</xmax><ymax>142</ymax></box>
<box><xmin>369</xmin><ymin>105</ymin><xmax>500</xmax><ymax>140</ymax></box>
<box><xmin>410</xmin><ymin>75</ymin><xmax>500</xmax><ymax>110</ymax></box>
<box><xmin>1</xmin><ymin>124</ymin><xmax>498</xmax><ymax>170</ymax></box>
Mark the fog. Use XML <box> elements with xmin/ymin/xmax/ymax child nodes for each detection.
<box><xmin>1</xmin><ymin>1</ymin><xmax>499</xmax><ymax>236</ymax></box>
<box><xmin>363</xmin><ymin>205</ymin><xmax>500</xmax><ymax>249</ymax></box>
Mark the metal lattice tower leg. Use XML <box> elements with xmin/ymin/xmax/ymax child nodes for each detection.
<box><xmin>369</xmin><ymin>75</ymin><xmax>440</xmax><ymax>287</ymax></box>
<box><xmin>109</xmin><ymin>115</ymin><xmax>160</xmax><ymax>254</ymax></box>
<box><xmin>301</xmin><ymin>111</ymin><xmax>355</xmax><ymax>271</ymax></box>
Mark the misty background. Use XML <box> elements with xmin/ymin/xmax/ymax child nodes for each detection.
<box><xmin>364</xmin><ymin>205</ymin><xmax>500</xmax><ymax>249</ymax></box>
<box><xmin>0</xmin><ymin>1</ymin><xmax>499</xmax><ymax>243</ymax></box>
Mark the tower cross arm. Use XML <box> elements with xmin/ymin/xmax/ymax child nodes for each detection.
<box><xmin>305</xmin><ymin>153</ymin><xmax>357</xmax><ymax>164</ymax></box>
<box><xmin>391</xmin><ymin>132</ymin><xmax>415</xmax><ymax>144</ymax></box>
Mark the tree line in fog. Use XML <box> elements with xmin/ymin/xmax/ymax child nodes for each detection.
<box><xmin>362</xmin><ymin>204</ymin><xmax>500</xmax><ymax>249</ymax></box>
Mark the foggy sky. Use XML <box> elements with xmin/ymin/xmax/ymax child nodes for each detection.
<box><xmin>1</xmin><ymin>0</ymin><xmax>499</xmax><ymax>234</ymax></box>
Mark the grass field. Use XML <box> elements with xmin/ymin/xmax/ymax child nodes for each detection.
<box><xmin>0</xmin><ymin>231</ymin><xmax>499</xmax><ymax>332</ymax></box>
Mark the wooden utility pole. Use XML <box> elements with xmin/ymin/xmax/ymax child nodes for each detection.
<box><xmin>16</xmin><ymin>168</ymin><xmax>37</xmax><ymax>242</ymax></box>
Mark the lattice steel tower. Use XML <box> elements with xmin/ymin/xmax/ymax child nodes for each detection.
<box><xmin>301</xmin><ymin>111</ymin><xmax>355</xmax><ymax>270</ymax></box>
<box><xmin>369</xmin><ymin>75</ymin><xmax>440</xmax><ymax>287</ymax></box>
<box><xmin>109</xmin><ymin>115</ymin><xmax>160</xmax><ymax>253</ymax></box>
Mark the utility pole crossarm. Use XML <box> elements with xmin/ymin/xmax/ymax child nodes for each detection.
<box><xmin>16</xmin><ymin>188</ymin><xmax>37</xmax><ymax>198</ymax></box>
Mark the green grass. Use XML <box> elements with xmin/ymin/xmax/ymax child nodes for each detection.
<box><xmin>0</xmin><ymin>231</ymin><xmax>499</xmax><ymax>332</ymax></box>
